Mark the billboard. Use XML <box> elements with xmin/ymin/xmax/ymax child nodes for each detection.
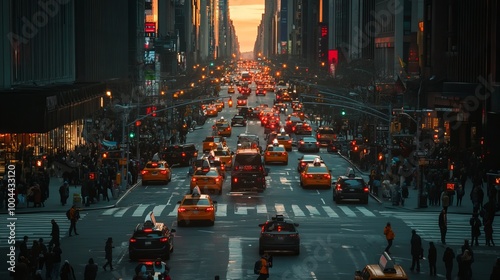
<box><xmin>328</xmin><ymin>49</ymin><xmax>339</xmax><ymax>76</ymax></box>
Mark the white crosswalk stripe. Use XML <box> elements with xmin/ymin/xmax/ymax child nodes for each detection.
<box><xmin>0</xmin><ymin>213</ymin><xmax>87</xmax><ymax>247</ymax></box>
<box><xmin>101</xmin><ymin>203</ymin><xmax>380</xmax><ymax>219</ymax></box>
<box><xmin>380</xmin><ymin>211</ymin><xmax>500</xmax><ymax>246</ymax></box>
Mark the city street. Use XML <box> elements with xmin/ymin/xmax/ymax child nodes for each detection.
<box><xmin>1</xmin><ymin>86</ymin><xmax>498</xmax><ymax>280</ymax></box>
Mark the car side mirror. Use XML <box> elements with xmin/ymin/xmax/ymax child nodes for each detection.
<box><xmin>258</xmin><ymin>224</ymin><xmax>264</xmax><ymax>227</ymax></box>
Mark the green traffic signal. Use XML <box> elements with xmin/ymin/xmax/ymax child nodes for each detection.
<box><xmin>341</xmin><ymin>110</ymin><xmax>346</xmax><ymax>116</ymax></box>
<box><xmin>129</xmin><ymin>132</ymin><xmax>135</xmax><ymax>138</ymax></box>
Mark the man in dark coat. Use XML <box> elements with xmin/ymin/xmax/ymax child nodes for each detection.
<box><xmin>49</xmin><ymin>219</ymin><xmax>60</xmax><ymax>248</ymax></box>
<box><xmin>410</xmin><ymin>229</ymin><xmax>422</xmax><ymax>272</ymax></box>
<box><xmin>470</xmin><ymin>213</ymin><xmax>482</xmax><ymax>246</ymax></box>
<box><xmin>443</xmin><ymin>247</ymin><xmax>455</xmax><ymax>280</ymax></box>
<box><xmin>84</xmin><ymin>258</ymin><xmax>98</xmax><ymax>280</ymax></box>
<box><xmin>490</xmin><ymin>257</ymin><xmax>500</xmax><ymax>280</ymax></box>
<box><xmin>439</xmin><ymin>208</ymin><xmax>448</xmax><ymax>244</ymax></box>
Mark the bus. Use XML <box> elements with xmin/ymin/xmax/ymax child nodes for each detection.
<box><xmin>241</xmin><ymin>71</ymin><xmax>251</xmax><ymax>82</ymax></box>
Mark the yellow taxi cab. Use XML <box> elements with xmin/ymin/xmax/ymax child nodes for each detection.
<box><xmin>211</xmin><ymin>145</ymin><xmax>233</xmax><ymax>168</ymax></box>
<box><xmin>214</xmin><ymin>100</ymin><xmax>225</xmax><ymax>112</ymax></box>
<box><xmin>263</xmin><ymin>141</ymin><xmax>288</xmax><ymax>165</ymax></box>
<box><xmin>354</xmin><ymin>252</ymin><xmax>408</xmax><ymax>280</ymax></box>
<box><xmin>299</xmin><ymin>158</ymin><xmax>331</xmax><ymax>188</ymax></box>
<box><xmin>205</xmin><ymin>105</ymin><xmax>218</xmax><ymax>117</ymax></box>
<box><xmin>190</xmin><ymin>167</ymin><xmax>224</xmax><ymax>194</ymax></box>
<box><xmin>215</xmin><ymin>121</ymin><xmax>232</xmax><ymax>137</ymax></box>
<box><xmin>177</xmin><ymin>194</ymin><xmax>216</xmax><ymax>226</ymax></box>
<box><xmin>140</xmin><ymin>160</ymin><xmax>172</xmax><ymax>185</ymax></box>
<box><xmin>228</xmin><ymin>86</ymin><xmax>235</xmax><ymax>94</ymax></box>
<box><xmin>275</xmin><ymin>133</ymin><xmax>292</xmax><ymax>151</ymax></box>
<box><xmin>202</xmin><ymin>136</ymin><xmax>227</xmax><ymax>152</ymax></box>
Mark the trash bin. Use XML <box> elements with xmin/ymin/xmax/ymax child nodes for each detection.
<box><xmin>73</xmin><ymin>193</ymin><xmax>82</xmax><ymax>208</ymax></box>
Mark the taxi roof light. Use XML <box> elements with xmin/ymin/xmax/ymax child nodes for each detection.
<box><xmin>313</xmin><ymin>158</ymin><xmax>322</xmax><ymax>166</ymax></box>
<box><xmin>379</xmin><ymin>252</ymin><xmax>397</xmax><ymax>274</ymax></box>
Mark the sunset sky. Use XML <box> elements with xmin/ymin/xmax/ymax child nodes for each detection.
<box><xmin>229</xmin><ymin>0</ymin><xmax>265</xmax><ymax>53</ymax></box>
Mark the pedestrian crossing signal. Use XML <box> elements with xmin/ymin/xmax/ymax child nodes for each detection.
<box><xmin>88</xmin><ymin>172</ymin><xmax>96</xmax><ymax>181</ymax></box>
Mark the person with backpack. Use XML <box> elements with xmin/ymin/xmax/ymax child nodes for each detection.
<box><xmin>59</xmin><ymin>182</ymin><xmax>69</xmax><ymax>206</ymax></box>
<box><xmin>255</xmin><ymin>253</ymin><xmax>272</xmax><ymax>279</ymax></box>
<box><xmin>470</xmin><ymin>212</ymin><xmax>482</xmax><ymax>246</ymax></box>
<box><xmin>67</xmin><ymin>205</ymin><xmax>79</xmax><ymax>236</ymax></box>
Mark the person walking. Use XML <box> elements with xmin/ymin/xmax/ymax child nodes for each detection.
<box><xmin>457</xmin><ymin>249</ymin><xmax>473</xmax><ymax>280</ymax></box>
<box><xmin>18</xmin><ymin>236</ymin><xmax>29</xmax><ymax>261</ymax></box>
<box><xmin>469</xmin><ymin>213</ymin><xmax>482</xmax><ymax>246</ymax></box>
<box><xmin>59</xmin><ymin>182</ymin><xmax>69</xmax><ymax>206</ymax></box>
<box><xmin>257</xmin><ymin>253</ymin><xmax>272</xmax><ymax>280</ymax></box>
<box><xmin>49</xmin><ymin>219</ymin><xmax>60</xmax><ymax>248</ymax></box>
<box><xmin>383</xmin><ymin>222</ymin><xmax>395</xmax><ymax>254</ymax></box>
<box><xmin>102</xmin><ymin>237</ymin><xmax>114</xmax><ymax>271</ymax></box>
<box><xmin>410</xmin><ymin>229</ymin><xmax>422</xmax><ymax>273</ymax></box>
<box><xmin>84</xmin><ymin>258</ymin><xmax>98</xmax><ymax>280</ymax></box>
<box><xmin>59</xmin><ymin>260</ymin><xmax>76</xmax><ymax>280</ymax></box>
<box><xmin>484</xmin><ymin>218</ymin><xmax>495</xmax><ymax>246</ymax></box>
<box><xmin>441</xmin><ymin>191</ymin><xmax>450</xmax><ymax>211</ymax></box>
<box><xmin>428</xmin><ymin>242</ymin><xmax>437</xmax><ymax>276</ymax></box>
<box><xmin>490</xmin><ymin>257</ymin><xmax>500</xmax><ymax>280</ymax></box>
<box><xmin>68</xmin><ymin>205</ymin><xmax>79</xmax><ymax>236</ymax></box>
<box><xmin>44</xmin><ymin>246</ymin><xmax>55</xmax><ymax>280</ymax></box>
<box><xmin>51</xmin><ymin>244</ymin><xmax>63</xmax><ymax>280</ymax></box>
<box><xmin>37</xmin><ymin>238</ymin><xmax>47</xmax><ymax>270</ymax></box>
<box><xmin>456</xmin><ymin>184</ymin><xmax>465</xmax><ymax>206</ymax></box>
<box><xmin>443</xmin><ymin>246</ymin><xmax>455</xmax><ymax>280</ymax></box>
<box><xmin>439</xmin><ymin>208</ymin><xmax>448</xmax><ymax>244</ymax></box>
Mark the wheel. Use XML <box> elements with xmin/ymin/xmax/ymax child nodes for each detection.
<box><xmin>283</xmin><ymin>160</ymin><xmax>288</xmax><ymax>165</ymax></box>
<box><xmin>363</xmin><ymin>197</ymin><xmax>369</xmax><ymax>204</ymax></box>
<box><xmin>168</xmin><ymin>174</ymin><xmax>172</xmax><ymax>183</ymax></box>
<box><xmin>335</xmin><ymin>195</ymin><xmax>341</xmax><ymax>204</ymax></box>
<box><xmin>209</xmin><ymin>220</ymin><xmax>215</xmax><ymax>226</ymax></box>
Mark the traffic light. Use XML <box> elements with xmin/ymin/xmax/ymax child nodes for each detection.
<box><xmin>210</xmin><ymin>62</ymin><xmax>214</xmax><ymax>67</ymax></box>
<box><xmin>135</xmin><ymin>120</ymin><xmax>142</xmax><ymax>127</ymax></box>
<box><xmin>341</xmin><ymin>110</ymin><xmax>346</xmax><ymax>116</ymax></box>
<box><xmin>378</xmin><ymin>153</ymin><xmax>384</xmax><ymax>161</ymax></box>
<box><xmin>88</xmin><ymin>172</ymin><xmax>96</xmax><ymax>181</ymax></box>
<box><xmin>36</xmin><ymin>160</ymin><xmax>43</xmax><ymax>167</ymax></box>
<box><xmin>129</xmin><ymin>131</ymin><xmax>135</xmax><ymax>138</ymax></box>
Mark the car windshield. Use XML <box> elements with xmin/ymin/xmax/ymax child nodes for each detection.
<box><xmin>302</xmin><ymin>155</ymin><xmax>320</xmax><ymax>161</ymax></box>
<box><xmin>341</xmin><ymin>179</ymin><xmax>364</xmax><ymax>188</ymax></box>
<box><xmin>306</xmin><ymin>166</ymin><xmax>328</xmax><ymax>173</ymax></box>
<box><xmin>182</xmin><ymin>198</ymin><xmax>211</xmax><ymax>206</ymax></box>
<box><xmin>146</xmin><ymin>163</ymin><xmax>164</xmax><ymax>168</ymax></box>
<box><xmin>193</xmin><ymin>170</ymin><xmax>218</xmax><ymax>176</ymax></box>
<box><xmin>267</xmin><ymin>146</ymin><xmax>285</xmax><ymax>152</ymax></box>
<box><xmin>264</xmin><ymin>223</ymin><xmax>296</xmax><ymax>232</ymax></box>
<box><xmin>133</xmin><ymin>231</ymin><xmax>162</xmax><ymax>238</ymax></box>
<box><xmin>318</xmin><ymin>129</ymin><xmax>335</xmax><ymax>134</ymax></box>
<box><xmin>302</xmin><ymin>137</ymin><xmax>316</xmax><ymax>142</ymax></box>
<box><xmin>213</xmin><ymin>150</ymin><xmax>229</xmax><ymax>156</ymax></box>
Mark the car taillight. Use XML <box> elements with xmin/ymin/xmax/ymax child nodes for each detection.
<box><xmin>299</xmin><ymin>140</ymin><xmax>304</xmax><ymax>145</ymax></box>
<box><xmin>143</xmin><ymin>228</ymin><xmax>153</xmax><ymax>232</ymax></box>
<box><xmin>306</xmin><ymin>174</ymin><xmax>313</xmax><ymax>178</ymax></box>
<box><xmin>316</xmin><ymin>142</ymin><xmax>320</xmax><ymax>146</ymax></box>
<box><xmin>141</xmin><ymin>170</ymin><xmax>148</xmax><ymax>175</ymax></box>
<box><xmin>266</xmin><ymin>152</ymin><xmax>271</xmax><ymax>156</ymax></box>
<box><xmin>324</xmin><ymin>174</ymin><xmax>331</xmax><ymax>179</ymax></box>
<box><xmin>233</xmin><ymin>177</ymin><xmax>238</xmax><ymax>183</ymax></box>
<box><xmin>191</xmin><ymin>178</ymin><xmax>197</xmax><ymax>182</ymax></box>
<box><xmin>205</xmin><ymin>207</ymin><xmax>214</xmax><ymax>212</ymax></box>
<box><xmin>287</xmin><ymin>140</ymin><xmax>292</xmax><ymax>144</ymax></box>
<box><xmin>317</xmin><ymin>134</ymin><xmax>321</xmax><ymax>138</ymax></box>
<box><xmin>221</xmin><ymin>166</ymin><xmax>225</xmax><ymax>170</ymax></box>
<box><xmin>215</xmin><ymin>178</ymin><xmax>220</xmax><ymax>182</ymax></box>
<box><xmin>182</xmin><ymin>152</ymin><xmax>186</xmax><ymax>157</ymax></box>
<box><xmin>160</xmin><ymin>237</ymin><xmax>168</xmax><ymax>242</ymax></box>
<box><xmin>282</xmin><ymin>152</ymin><xmax>287</xmax><ymax>156</ymax></box>
<box><xmin>129</xmin><ymin>238</ymin><xmax>137</xmax><ymax>243</ymax></box>
<box><xmin>336</xmin><ymin>184</ymin><xmax>342</xmax><ymax>191</ymax></box>
<box><xmin>160</xmin><ymin>170</ymin><xmax>167</xmax><ymax>175</ymax></box>
<box><xmin>363</xmin><ymin>186</ymin><xmax>369</xmax><ymax>192</ymax></box>
<box><xmin>301</xmin><ymin>162</ymin><xmax>306</xmax><ymax>166</ymax></box>
<box><xmin>178</xmin><ymin>207</ymin><xmax>186</xmax><ymax>212</ymax></box>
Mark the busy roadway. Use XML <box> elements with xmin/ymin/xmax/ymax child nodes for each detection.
<box><xmin>8</xmin><ymin>69</ymin><xmax>496</xmax><ymax>280</ymax></box>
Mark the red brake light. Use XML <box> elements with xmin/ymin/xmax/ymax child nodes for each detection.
<box><xmin>143</xmin><ymin>228</ymin><xmax>153</xmax><ymax>232</ymax></box>
<box><xmin>205</xmin><ymin>206</ymin><xmax>214</xmax><ymax>212</ymax></box>
<box><xmin>178</xmin><ymin>207</ymin><xmax>186</xmax><ymax>212</ymax></box>
<box><xmin>324</xmin><ymin>174</ymin><xmax>331</xmax><ymax>179</ymax></box>
<box><xmin>182</xmin><ymin>152</ymin><xmax>186</xmax><ymax>157</ymax></box>
<box><xmin>160</xmin><ymin>237</ymin><xmax>168</xmax><ymax>242</ymax></box>
<box><xmin>299</xmin><ymin>140</ymin><xmax>304</xmax><ymax>144</ymax></box>
<box><xmin>160</xmin><ymin>170</ymin><xmax>167</xmax><ymax>175</ymax></box>
<box><xmin>266</xmin><ymin>152</ymin><xmax>271</xmax><ymax>156</ymax></box>
<box><xmin>141</xmin><ymin>170</ymin><xmax>148</xmax><ymax>175</ymax></box>
<box><xmin>282</xmin><ymin>152</ymin><xmax>287</xmax><ymax>156</ymax></box>
<box><xmin>233</xmin><ymin>177</ymin><xmax>238</xmax><ymax>183</ymax></box>
<box><xmin>317</xmin><ymin>134</ymin><xmax>321</xmax><ymax>138</ymax></box>
<box><xmin>215</xmin><ymin>178</ymin><xmax>220</xmax><ymax>182</ymax></box>
<box><xmin>152</xmin><ymin>163</ymin><xmax>158</xmax><ymax>167</ymax></box>
<box><xmin>191</xmin><ymin>178</ymin><xmax>197</xmax><ymax>182</ymax></box>
<box><xmin>336</xmin><ymin>184</ymin><xmax>342</xmax><ymax>191</ymax></box>
<box><xmin>129</xmin><ymin>238</ymin><xmax>137</xmax><ymax>243</ymax></box>
<box><xmin>363</xmin><ymin>186</ymin><xmax>369</xmax><ymax>192</ymax></box>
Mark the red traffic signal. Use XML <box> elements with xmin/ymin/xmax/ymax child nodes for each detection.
<box><xmin>135</xmin><ymin>120</ymin><xmax>142</xmax><ymax>126</ymax></box>
<box><xmin>88</xmin><ymin>172</ymin><xmax>96</xmax><ymax>181</ymax></box>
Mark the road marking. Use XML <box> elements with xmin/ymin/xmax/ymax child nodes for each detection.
<box><xmin>153</xmin><ymin>205</ymin><xmax>167</xmax><ymax>216</ymax></box>
<box><xmin>114</xmin><ymin>207</ymin><xmax>132</xmax><ymax>217</ymax></box>
<box><xmin>132</xmin><ymin>204</ymin><xmax>149</xmax><ymax>217</ymax></box>
<box><xmin>226</xmin><ymin>238</ymin><xmax>243</xmax><ymax>280</ymax></box>
<box><xmin>235</xmin><ymin>205</ymin><xmax>253</xmax><ymax>215</ymax></box>
<box><xmin>305</xmin><ymin>205</ymin><xmax>320</xmax><ymax>216</ymax></box>
<box><xmin>322</xmin><ymin>206</ymin><xmax>339</xmax><ymax>217</ymax></box>
<box><xmin>338</xmin><ymin>206</ymin><xmax>356</xmax><ymax>217</ymax></box>
<box><xmin>216</xmin><ymin>203</ymin><xmax>227</xmax><ymax>217</ymax></box>
<box><xmin>292</xmin><ymin>204</ymin><xmax>305</xmax><ymax>217</ymax></box>
<box><xmin>256</xmin><ymin>204</ymin><xmax>267</xmax><ymax>214</ymax></box>
<box><xmin>356</xmin><ymin>206</ymin><xmax>375</xmax><ymax>217</ymax></box>
<box><xmin>102</xmin><ymin>208</ymin><xmax>119</xmax><ymax>216</ymax></box>
<box><xmin>168</xmin><ymin>205</ymin><xmax>179</xmax><ymax>216</ymax></box>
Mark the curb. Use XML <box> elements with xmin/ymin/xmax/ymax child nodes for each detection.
<box><xmin>2</xmin><ymin>181</ymin><xmax>142</xmax><ymax>214</ymax></box>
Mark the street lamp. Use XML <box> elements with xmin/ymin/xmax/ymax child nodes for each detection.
<box><xmin>416</xmin><ymin>75</ymin><xmax>435</xmax><ymax>208</ymax></box>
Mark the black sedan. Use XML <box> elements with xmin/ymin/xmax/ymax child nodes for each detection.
<box><xmin>258</xmin><ymin>215</ymin><xmax>300</xmax><ymax>255</ymax></box>
<box><xmin>333</xmin><ymin>174</ymin><xmax>370</xmax><ymax>204</ymax></box>
<box><xmin>129</xmin><ymin>213</ymin><xmax>176</xmax><ymax>260</ymax></box>
<box><xmin>297</xmin><ymin>137</ymin><xmax>320</xmax><ymax>153</ymax></box>
<box><xmin>231</xmin><ymin>115</ymin><xmax>247</xmax><ymax>126</ymax></box>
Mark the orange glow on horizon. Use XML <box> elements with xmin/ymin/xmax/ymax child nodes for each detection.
<box><xmin>230</xmin><ymin>1</ymin><xmax>264</xmax><ymax>53</ymax></box>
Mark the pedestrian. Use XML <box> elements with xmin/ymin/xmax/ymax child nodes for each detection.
<box><xmin>59</xmin><ymin>260</ymin><xmax>76</xmax><ymax>280</ymax></box>
<box><xmin>68</xmin><ymin>205</ymin><xmax>79</xmax><ymax>236</ymax></box>
<box><xmin>59</xmin><ymin>181</ymin><xmax>69</xmax><ymax>206</ymax></box>
<box><xmin>441</xmin><ymin>191</ymin><xmax>450</xmax><ymax>211</ymax></box>
<box><xmin>410</xmin><ymin>229</ymin><xmax>422</xmax><ymax>273</ymax></box>
<box><xmin>428</xmin><ymin>242</ymin><xmax>437</xmax><ymax>276</ymax></box>
<box><xmin>484</xmin><ymin>218</ymin><xmax>495</xmax><ymax>246</ymax></box>
<box><xmin>469</xmin><ymin>213</ymin><xmax>482</xmax><ymax>246</ymax></box>
<box><xmin>49</xmin><ymin>219</ymin><xmax>60</xmax><ymax>248</ymax></box>
<box><xmin>457</xmin><ymin>249</ymin><xmax>473</xmax><ymax>280</ymax></box>
<box><xmin>439</xmin><ymin>208</ymin><xmax>448</xmax><ymax>244</ymax></box>
<box><xmin>37</xmin><ymin>238</ymin><xmax>47</xmax><ymax>270</ymax></box>
<box><xmin>456</xmin><ymin>184</ymin><xmax>464</xmax><ymax>206</ymax></box>
<box><xmin>84</xmin><ymin>258</ymin><xmax>98</xmax><ymax>280</ymax></box>
<box><xmin>13</xmin><ymin>256</ymin><xmax>30</xmax><ymax>280</ymax></box>
<box><xmin>490</xmin><ymin>257</ymin><xmax>500</xmax><ymax>280</ymax></box>
<box><xmin>443</xmin><ymin>246</ymin><xmax>455</xmax><ymax>280</ymax></box>
<box><xmin>383</xmin><ymin>222</ymin><xmax>395</xmax><ymax>254</ymax></box>
<box><xmin>51</xmin><ymin>244</ymin><xmax>63</xmax><ymax>280</ymax></box>
<box><xmin>102</xmin><ymin>237</ymin><xmax>114</xmax><ymax>271</ymax></box>
<box><xmin>44</xmin><ymin>246</ymin><xmax>55</xmax><ymax>280</ymax></box>
<box><xmin>18</xmin><ymin>235</ymin><xmax>29</xmax><ymax>261</ymax></box>
<box><xmin>257</xmin><ymin>253</ymin><xmax>272</xmax><ymax>280</ymax></box>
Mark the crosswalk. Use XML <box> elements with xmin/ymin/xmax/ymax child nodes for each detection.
<box><xmin>100</xmin><ymin>202</ymin><xmax>380</xmax><ymax>219</ymax></box>
<box><xmin>0</xmin><ymin>212</ymin><xmax>87</xmax><ymax>247</ymax></box>
<box><xmin>380</xmin><ymin>211</ymin><xmax>500</xmax><ymax>246</ymax></box>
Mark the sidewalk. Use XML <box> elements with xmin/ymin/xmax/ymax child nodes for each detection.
<box><xmin>338</xmin><ymin>152</ymin><xmax>482</xmax><ymax>215</ymax></box>
<box><xmin>0</xmin><ymin>177</ymin><xmax>141</xmax><ymax>214</ymax></box>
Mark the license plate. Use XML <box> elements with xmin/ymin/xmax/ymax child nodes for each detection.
<box><xmin>145</xmin><ymin>241</ymin><xmax>151</xmax><ymax>245</ymax></box>
<box><xmin>152</xmin><ymin>172</ymin><xmax>158</xmax><ymax>175</ymax></box>
<box><xmin>350</xmin><ymin>189</ymin><xmax>355</xmax><ymax>192</ymax></box>
<box><xmin>277</xmin><ymin>236</ymin><xmax>284</xmax><ymax>240</ymax></box>
<box><xmin>192</xmin><ymin>211</ymin><xmax>199</xmax><ymax>214</ymax></box>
